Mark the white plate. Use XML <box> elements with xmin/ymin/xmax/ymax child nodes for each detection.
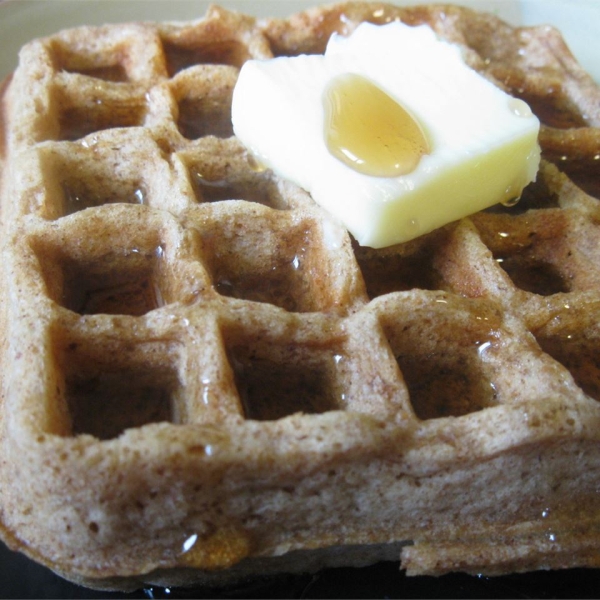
<box><xmin>1</xmin><ymin>0</ymin><xmax>599</xmax><ymax>82</ymax></box>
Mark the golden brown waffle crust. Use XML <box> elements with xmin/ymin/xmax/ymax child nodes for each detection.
<box><xmin>1</xmin><ymin>2</ymin><xmax>600</xmax><ymax>591</ymax></box>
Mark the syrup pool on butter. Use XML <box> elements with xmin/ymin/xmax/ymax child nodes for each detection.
<box><xmin>232</xmin><ymin>21</ymin><xmax>541</xmax><ymax>249</ymax></box>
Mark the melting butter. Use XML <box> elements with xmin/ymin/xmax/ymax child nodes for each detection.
<box><xmin>232</xmin><ymin>21</ymin><xmax>541</xmax><ymax>248</ymax></box>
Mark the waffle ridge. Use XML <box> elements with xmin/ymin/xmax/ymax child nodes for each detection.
<box><xmin>1</xmin><ymin>2</ymin><xmax>600</xmax><ymax>591</ymax></box>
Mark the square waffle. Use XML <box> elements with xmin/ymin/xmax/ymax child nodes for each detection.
<box><xmin>0</xmin><ymin>1</ymin><xmax>599</xmax><ymax>591</ymax></box>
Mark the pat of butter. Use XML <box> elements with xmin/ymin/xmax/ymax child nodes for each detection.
<box><xmin>232</xmin><ymin>21</ymin><xmax>540</xmax><ymax>248</ymax></box>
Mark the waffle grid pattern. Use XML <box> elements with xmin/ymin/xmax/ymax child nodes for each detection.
<box><xmin>1</xmin><ymin>2</ymin><xmax>600</xmax><ymax>590</ymax></box>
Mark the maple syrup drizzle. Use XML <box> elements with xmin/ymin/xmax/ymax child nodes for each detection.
<box><xmin>323</xmin><ymin>73</ymin><xmax>430</xmax><ymax>177</ymax></box>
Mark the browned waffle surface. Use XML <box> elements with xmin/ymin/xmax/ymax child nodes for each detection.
<box><xmin>1</xmin><ymin>2</ymin><xmax>600</xmax><ymax>591</ymax></box>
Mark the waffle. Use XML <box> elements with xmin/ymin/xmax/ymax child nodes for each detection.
<box><xmin>1</xmin><ymin>1</ymin><xmax>600</xmax><ymax>592</ymax></box>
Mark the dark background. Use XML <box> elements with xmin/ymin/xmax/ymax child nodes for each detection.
<box><xmin>2</xmin><ymin>540</ymin><xmax>600</xmax><ymax>599</ymax></box>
